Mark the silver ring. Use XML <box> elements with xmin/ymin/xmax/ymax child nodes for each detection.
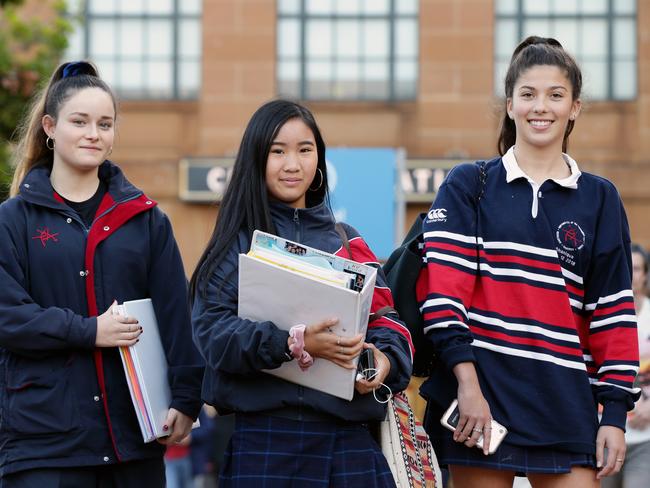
<box><xmin>473</xmin><ymin>428</ymin><xmax>482</xmax><ymax>433</ymax></box>
<box><xmin>337</xmin><ymin>336</ymin><xmax>341</xmax><ymax>346</ymax></box>
<box><xmin>616</xmin><ymin>459</ymin><xmax>624</xmax><ymax>463</ymax></box>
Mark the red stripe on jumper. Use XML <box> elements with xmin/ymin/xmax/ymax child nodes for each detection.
<box><xmin>592</xmin><ymin>301</ymin><xmax>635</xmax><ymax>317</ymax></box>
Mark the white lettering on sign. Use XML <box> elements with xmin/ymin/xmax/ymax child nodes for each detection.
<box><xmin>206</xmin><ymin>166</ymin><xmax>233</xmax><ymax>195</ymax></box>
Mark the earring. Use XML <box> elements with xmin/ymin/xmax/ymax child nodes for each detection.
<box><xmin>46</xmin><ymin>136</ymin><xmax>55</xmax><ymax>150</ymax></box>
<box><xmin>309</xmin><ymin>168</ymin><xmax>323</xmax><ymax>192</ymax></box>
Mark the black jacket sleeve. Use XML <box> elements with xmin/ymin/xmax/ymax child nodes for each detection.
<box><xmin>0</xmin><ymin>199</ymin><xmax>97</xmax><ymax>357</ymax></box>
<box><xmin>148</xmin><ymin>208</ymin><xmax>204</xmax><ymax>420</ymax></box>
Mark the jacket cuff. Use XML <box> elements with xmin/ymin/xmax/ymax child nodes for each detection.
<box><xmin>169</xmin><ymin>365</ymin><xmax>205</xmax><ymax>420</ymax></box>
<box><xmin>68</xmin><ymin>316</ymin><xmax>97</xmax><ymax>349</ymax></box>
<box><xmin>170</xmin><ymin>398</ymin><xmax>203</xmax><ymax>421</ymax></box>
<box><xmin>267</xmin><ymin>329</ymin><xmax>291</xmax><ymax>366</ymax></box>
<box><xmin>600</xmin><ymin>401</ymin><xmax>628</xmax><ymax>432</ymax></box>
<box><xmin>440</xmin><ymin>344</ymin><xmax>476</xmax><ymax>370</ymax></box>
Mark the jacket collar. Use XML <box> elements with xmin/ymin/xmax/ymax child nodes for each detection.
<box><xmin>269</xmin><ymin>199</ymin><xmax>335</xmax><ymax>232</ymax></box>
<box><xmin>19</xmin><ymin>160</ymin><xmax>143</xmax><ymax>209</ymax></box>
<box><xmin>502</xmin><ymin>146</ymin><xmax>582</xmax><ymax>189</ymax></box>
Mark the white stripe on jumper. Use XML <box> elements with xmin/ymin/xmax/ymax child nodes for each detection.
<box><xmin>423</xmin><ymin>320</ymin><xmax>468</xmax><ymax>333</ymax></box>
<box><xmin>426</xmin><ymin>251</ymin><xmax>478</xmax><ymax>271</ymax></box>
<box><xmin>469</xmin><ymin>312</ymin><xmax>580</xmax><ymax>344</ymax></box>
<box><xmin>421</xmin><ymin>297</ymin><xmax>468</xmax><ymax>317</ymax></box>
<box><xmin>598</xmin><ymin>364</ymin><xmax>640</xmax><ymax>375</ymax></box>
<box><xmin>561</xmin><ymin>267</ymin><xmax>584</xmax><ymax>285</ymax></box>
<box><xmin>478</xmin><ymin>262</ymin><xmax>566</xmax><ymax>287</ymax></box>
<box><xmin>482</xmin><ymin>240</ymin><xmax>558</xmax><ymax>258</ymax></box>
<box><xmin>423</xmin><ymin>230</ymin><xmax>479</xmax><ymax>245</ymax></box>
<box><xmin>472</xmin><ymin>340</ymin><xmax>586</xmax><ymax>371</ymax></box>
<box><xmin>585</xmin><ymin>289</ymin><xmax>634</xmax><ymax>311</ymax></box>
<box><xmin>589</xmin><ymin>380</ymin><xmax>640</xmax><ymax>395</ymax></box>
<box><xmin>589</xmin><ymin>314</ymin><xmax>637</xmax><ymax>329</ymax></box>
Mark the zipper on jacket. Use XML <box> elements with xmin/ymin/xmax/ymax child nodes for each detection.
<box><xmin>293</xmin><ymin>208</ymin><xmax>301</xmax><ymax>242</ymax></box>
<box><xmin>89</xmin><ymin>192</ymin><xmax>143</xmax><ymax>231</ymax></box>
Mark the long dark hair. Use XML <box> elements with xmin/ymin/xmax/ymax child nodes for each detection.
<box><xmin>10</xmin><ymin>61</ymin><xmax>116</xmax><ymax>196</ymax></box>
<box><xmin>190</xmin><ymin>99</ymin><xmax>329</xmax><ymax>298</ymax></box>
<box><xmin>497</xmin><ymin>36</ymin><xmax>582</xmax><ymax>155</ymax></box>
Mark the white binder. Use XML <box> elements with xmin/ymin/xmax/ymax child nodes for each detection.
<box><xmin>117</xmin><ymin>298</ymin><xmax>172</xmax><ymax>442</ymax></box>
<box><xmin>238</xmin><ymin>231</ymin><xmax>377</xmax><ymax>401</ymax></box>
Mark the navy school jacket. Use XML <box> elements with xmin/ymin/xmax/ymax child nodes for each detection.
<box><xmin>0</xmin><ymin>162</ymin><xmax>203</xmax><ymax>476</ymax></box>
<box><xmin>192</xmin><ymin>200</ymin><xmax>413</xmax><ymax>421</ymax></box>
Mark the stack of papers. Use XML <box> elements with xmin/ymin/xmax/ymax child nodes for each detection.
<box><xmin>117</xmin><ymin>298</ymin><xmax>172</xmax><ymax>443</ymax></box>
<box><xmin>238</xmin><ymin>230</ymin><xmax>377</xmax><ymax>401</ymax></box>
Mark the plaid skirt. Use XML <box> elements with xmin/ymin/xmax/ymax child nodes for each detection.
<box><xmin>219</xmin><ymin>413</ymin><xmax>396</xmax><ymax>488</ymax></box>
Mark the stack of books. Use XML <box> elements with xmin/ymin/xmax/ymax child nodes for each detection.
<box><xmin>238</xmin><ymin>230</ymin><xmax>377</xmax><ymax>401</ymax></box>
<box><xmin>117</xmin><ymin>298</ymin><xmax>172</xmax><ymax>443</ymax></box>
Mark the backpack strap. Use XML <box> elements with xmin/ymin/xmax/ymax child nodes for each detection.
<box><xmin>335</xmin><ymin>222</ymin><xmax>397</xmax><ymax>322</ymax></box>
<box><xmin>334</xmin><ymin>222</ymin><xmax>352</xmax><ymax>258</ymax></box>
<box><xmin>369</xmin><ymin>305</ymin><xmax>396</xmax><ymax>323</ymax></box>
<box><xmin>476</xmin><ymin>160</ymin><xmax>487</xmax><ymax>202</ymax></box>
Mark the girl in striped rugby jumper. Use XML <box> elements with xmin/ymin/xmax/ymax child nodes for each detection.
<box><xmin>418</xmin><ymin>36</ymin><xmax>640</xmax><ymax>487</ymax></box>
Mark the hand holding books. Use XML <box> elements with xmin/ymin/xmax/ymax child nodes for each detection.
<box><xmin>95</xmin><ymin>300</ymin><xmax>142</xmax><ymax>347</ymax></box>
<box><xmin>298</xmin><ymin>318</ymin><xmax>364</xmax><ymax>370</ymax></box>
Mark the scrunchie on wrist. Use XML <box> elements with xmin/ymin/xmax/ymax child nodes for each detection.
<box><xmin>289</xmin><ymin>324</ymin><xmax>314</xmax><ymax>371</ymax></box>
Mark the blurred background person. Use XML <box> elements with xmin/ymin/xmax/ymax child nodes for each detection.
<box><xmin>603</xmin><ymin>243</ymin><xmax>650</xmax><ymax>488</ymax></box>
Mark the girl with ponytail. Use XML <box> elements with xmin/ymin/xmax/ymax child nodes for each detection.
<box><xmin>418</xmin><ymin>37</ymin><xmax>639</xmax><ymax>487</ymax></box>
<box><xmin>0</xmin><ymin>61</ymin><xmax>203</xmax><ymax>487</ymax></box>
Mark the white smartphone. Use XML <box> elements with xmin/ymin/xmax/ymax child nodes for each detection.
<box><xmin>440</xmin><ymin>399</ymin><xmax>508</xmax><ymax>455</ymax></box>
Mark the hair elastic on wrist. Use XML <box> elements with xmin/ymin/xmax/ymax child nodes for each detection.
<box><xmin>288</xmin><ymin>324</ymin><xmax>314</xmax><ymax>371</ymax></box>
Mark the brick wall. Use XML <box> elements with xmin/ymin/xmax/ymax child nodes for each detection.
<box><xmin>15</xmin><ymin>0</ymin><xmax>650</xmax><ymax>269</ymax></box>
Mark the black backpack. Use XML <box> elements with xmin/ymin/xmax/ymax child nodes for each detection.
<box><xmin>383</xmin><ymin>161</ymin><xmax>487</xmax><ymax>377</ymax></box>
<box><xmin>382</xmin><ymin>213</ymin><xmax>432</xmax><ymax>376</ymax></box>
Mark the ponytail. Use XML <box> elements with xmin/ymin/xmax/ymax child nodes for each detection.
<box><xmin>9</xmin><ymin>61</ymin><xmax>116</xmax><ymax>197</ymax></box>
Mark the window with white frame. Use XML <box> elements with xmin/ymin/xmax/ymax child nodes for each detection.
<box><xmin>494</xmin><ymin>0</ymin><xmax>636</xmax><ymax>100</ymax></box>
<box><xmin>65</xmin><ymin>0</ymin><xmax>202</xmax><ymax>100</ymax></box>
<box><xmin>277</xmin><ymin>0</ymin><xmax>418</xmax><ymax>101</ymax></box>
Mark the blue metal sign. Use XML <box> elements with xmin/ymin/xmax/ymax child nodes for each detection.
<box><xmin>326</xmin><ymin>148</ymin><xmax>399</xmax><ymax>259</ymax></box>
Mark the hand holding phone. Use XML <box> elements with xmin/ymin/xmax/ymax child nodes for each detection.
<box><xmin>440</xmin><ymin>399</ymin><xmax>508</xmax><ymax>455</ymax></box>
<box><xmin>356</xmin><ymin>348</ymin><xmax>378</xmax><ymax>381</ymax></box>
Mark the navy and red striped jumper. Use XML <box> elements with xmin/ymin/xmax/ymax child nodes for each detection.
<box><xmin>418</xmin><ymin>147</ymin><xmax>640</xmax><ymax>457</ymax></box>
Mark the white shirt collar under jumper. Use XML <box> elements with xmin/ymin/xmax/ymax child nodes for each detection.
<box><xmin>501</xmin><ymin>146</ymin><xmax>582</xmax><ymax>219</ymax></box>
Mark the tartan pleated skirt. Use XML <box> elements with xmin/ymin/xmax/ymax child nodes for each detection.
<box><xmin>219</xmin><ymin>413</ymin><xmax>396</xmax><ymax>488</ymax></box>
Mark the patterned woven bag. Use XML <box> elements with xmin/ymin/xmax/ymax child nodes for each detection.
<box><xmin>380</xmin><ymin>392</ymin><xmax>441</xmax><ymax>488</ymax></box>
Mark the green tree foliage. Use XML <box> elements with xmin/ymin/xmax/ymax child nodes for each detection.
<box><xmin>0</xmin><ymin>0</ymin><xmax>71</xmax><ymax>200</ymax></box>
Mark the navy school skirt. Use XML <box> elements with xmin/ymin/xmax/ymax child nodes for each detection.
<box><xmin>219</xmin><ymin>413</ymin><xmax>396</xmax><ymax>488</ymax></box>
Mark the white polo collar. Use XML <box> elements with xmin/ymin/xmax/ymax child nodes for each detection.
<box><xmin>502</xmin><ymin>146</ymin><xmax>582</xmax><ymax>189</ymax></box>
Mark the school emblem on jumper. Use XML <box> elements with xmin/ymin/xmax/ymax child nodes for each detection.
<box><xmin>32</xmin><ymin>227</ymin><xmax>60</xmax><ymax>247</ymax></box>
<box><xmin>556</xmin><ymin>221</ymin><xmax>585</xmax><ymax>251</ymax></box>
